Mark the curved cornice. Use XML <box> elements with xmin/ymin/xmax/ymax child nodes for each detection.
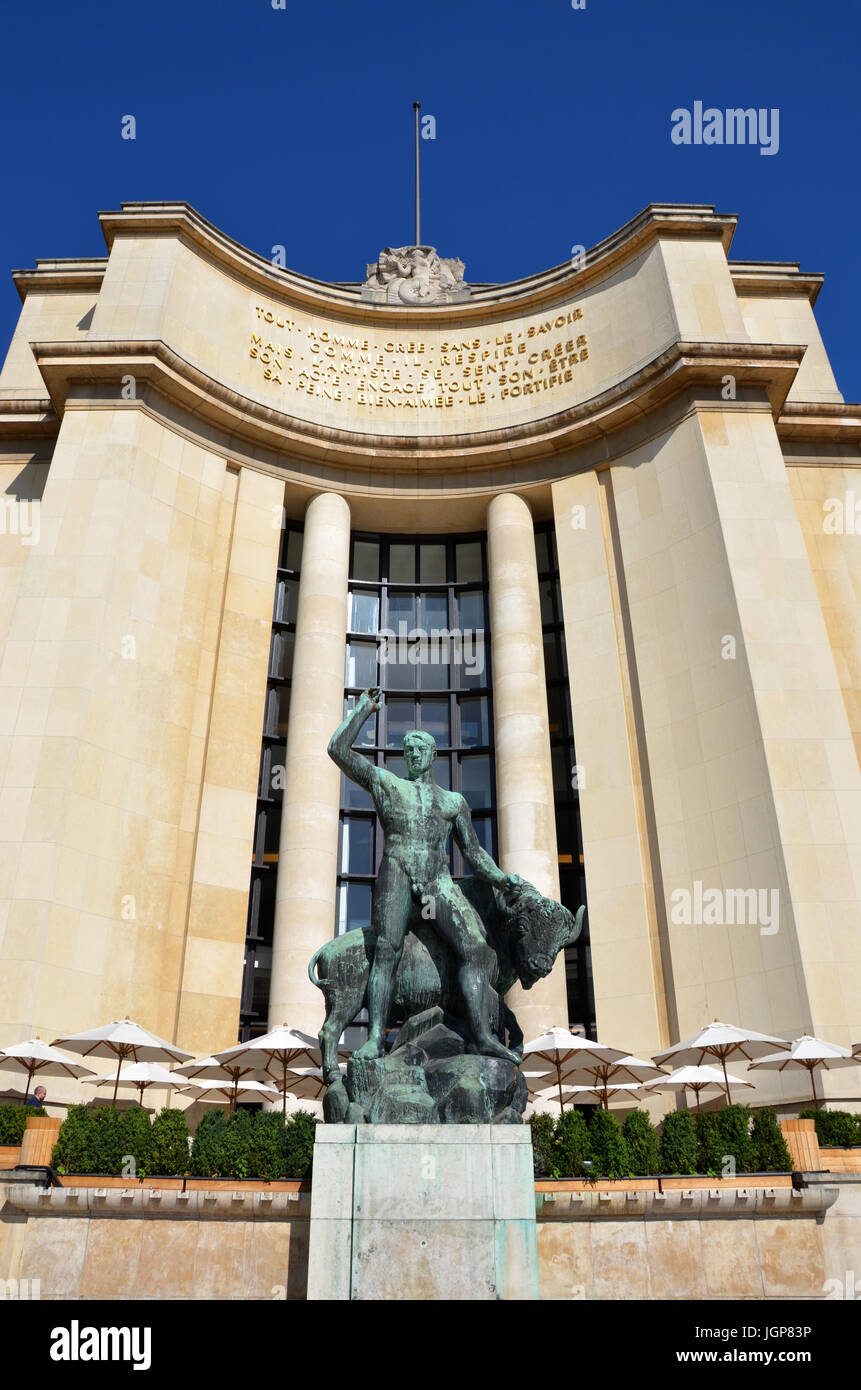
<box><xmin>93</xmin><ymin>201</ymin><xmax>738</xmax><ymax>325</ymax></box>
<box><xmin>30</xmin><ymin>336</ymin><xmax>804</xmax><ymax>471</ymax></box>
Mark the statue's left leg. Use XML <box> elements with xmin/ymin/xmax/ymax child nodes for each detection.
<box><xmin>434</xmin><ymin>882</ymin><xmax>521</xmax><ymax>1064</ymax></box>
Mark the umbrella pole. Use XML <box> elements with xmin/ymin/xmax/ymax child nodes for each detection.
<box><xmin>557</xmin><ymin>1061</ymin><xmax>564</xmax><ymax>1115</ymax></box>
<box><xmin>283</xmin><ymin>1060</ymin><xmax>288</xmax><ymax>1120</ymax></box>
<box><xmin>810</xmin><ymin>1066</ymin><xmax>818</xmax><ymax>1107</ymax></box>
<box><xmin>720</xmin><ymin>1053</ymin><xmax>732</xmax><ymax>1106</ymax></box>
<box><xmin>111</xmin><ymin>1052</ymin><xmax>123</xmax><ymax>1107</ymax></box>
<box><xmin>25</xmin><ymin>1061</ymin><xmax>35</xmax><ymax>1103</ymax></box>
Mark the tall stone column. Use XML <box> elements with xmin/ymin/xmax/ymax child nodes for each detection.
<box><xmin>269</xmin><ymin>492</ymin><xmax>351</xmax><ymax>1036</ymax></box>
<box><xmin>486</xmin><ymin>493</ymin><xmax>569</xmax><ymax>1039</ymax></box>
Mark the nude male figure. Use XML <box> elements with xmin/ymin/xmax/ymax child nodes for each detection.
<box><xmin>328</xmin><ymin>686</ymin><xmax>522</xmax><ymax>1063</ymax></box>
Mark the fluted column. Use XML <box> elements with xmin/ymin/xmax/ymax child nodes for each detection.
<box><xmin>486</xmin><ymin>493</ymin><xmax>569</xmax><ymax>1039</ymax></box>
<box><xmin>269</xmin><ymin>491</ymin><xmax>351</xmax><ymax>1036</ymax></box>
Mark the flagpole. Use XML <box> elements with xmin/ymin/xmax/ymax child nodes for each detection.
<box><xmin>413</xmin><ymin>101</ymin><xmax>421</xmax><ymax>246</ymax></box>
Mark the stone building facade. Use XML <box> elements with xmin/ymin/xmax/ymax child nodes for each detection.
<box><xmin>0</xmin><ymin>200</ymin><xmax>859</xmax><ymax>1110</ymax></box>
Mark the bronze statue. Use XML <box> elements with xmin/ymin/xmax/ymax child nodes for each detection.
<box><xmin>311</xmin><ymin>687</ymin><xmax>583</xmax><ymax>1123</ymax></box>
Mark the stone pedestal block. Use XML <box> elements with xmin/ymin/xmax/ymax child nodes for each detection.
<box><xmin>307</xmin><ymin>1125</ymin><xmax>539</xmax><ymax>1300</ymax></box>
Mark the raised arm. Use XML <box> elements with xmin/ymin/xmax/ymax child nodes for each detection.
<box><xmin>327</xmin><ymin>686</ymin><xmax>382</xmax><ymax>792</ymax></box>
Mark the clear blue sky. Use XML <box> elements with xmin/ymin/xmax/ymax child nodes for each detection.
<box><xmin>2</xmin><ymin>0</ymin><xmax>859</xmax><ymax>396</ymax></box>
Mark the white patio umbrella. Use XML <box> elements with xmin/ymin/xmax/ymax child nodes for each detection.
<box><xmin>653</xmin><ymin>1020</ymin><xmax>789</xmax><ymax>1104</ymax></box>
<box><xmin>207</xmin><ymin>1024</ymin><xmax>348</xmax><ymax>1118</ymax></box>
<box><xmin>0</xmin><ymin>1038</ymin><xmax>95</xmax><ymax>1102</ymax></box>
<box><xmin>51</xmin><ymin>1020</ymin><xmax>194</xmax><ymax>1106</ymax></box>
<box><xmin>172</xmin><ymin>1054</ymin><xmax>273</xmax><ymax>1116</ymax></box>
<box><xmin>522</xmin><ymin>1028</ymin><xmax>632</xmax><ymax>1112</ymax></box>
<box><xmin>558</xmin><ymin>1083</ymin><xmax>647</xmax><ymax>1109</ymax></box>
<box><xmin>643</xmin><ymin>1063</ymin><xmax>753</xmax><ymax>1111</ymax></box>
<box><xmin>282</xmin><ymin>1067</ymin><xmax>345</xmax><ymax>1103</ymax></box>
<box><xmin>81</xmin><ymin>1061</ymin><xmax>186</xmax><ymax>1107</ymax></box>
<box><xmin>747</xmin><ymin>1034</ymin><xmax>861</xmax><ymax>1106</ymax></box>
<box><xmin>558</xmin><ymin>1055</ymin><xmax>668</xmax><ymax>1110</ymax></box>
<box><xmin>180</xmin><ymin>1078</ymin><xmax>279</xmax><ymax>1109</ymax></box>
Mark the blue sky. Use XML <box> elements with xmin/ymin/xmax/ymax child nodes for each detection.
<box><xmin>2</xmin><ymin>0</ymin><xmax>859</xmax><ymax>396</ymax></box>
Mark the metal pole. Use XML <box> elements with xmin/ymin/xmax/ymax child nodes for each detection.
<box><xmin>413</xmin><ymin>101</ymin><xmax>421</xmax><ymax>246</ymax></box>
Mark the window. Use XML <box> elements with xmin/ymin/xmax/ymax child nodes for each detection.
<box><xmin>535</xmin><ymin>520</ymin><xmax>595</xmax><ymax>1038</ymax></box>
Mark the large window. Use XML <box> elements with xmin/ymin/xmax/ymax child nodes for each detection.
<box><xmin>337</xmin><ymin>532</ymin><xmax>496</xmax><ymax>937</ymax></box>
<box><xmin>238</xmin><ymin>518</ymin><xmax>303</xmax><ymax>1041</ymax></box>
<box><xmin>535</xmin><ymin>521</ymin><xmax>596</xmax><ymax>1038</ymax></box>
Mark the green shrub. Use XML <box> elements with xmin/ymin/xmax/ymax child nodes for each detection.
<box><xmin>53</xmin><ymin>1106</ymin><xmax>95</xmax><ymax>1173</ymax></box>
<box><xmin>660</xmin><ymin>1110</ymin><xmax>697</xmax><ymax>1175</ymax></box>
<box><xmin>799</xmin><ymin>1108</ymin><xmax>861</xmax><ymax>1148</ymax></box>
<box><xmin>717</xmin><ymin>1104</ymin><xmax>755</xmax><ymax>1174</ymax></box>
<box><xmin>588</xmin><ymin>1108</ymin><xmax>629</xmax><ymax>1178</ymax></box>
<box><xmin>751</xmin><ymin>1107</ymin><xmax>792</xmax><ymax>1171</ymax></box>
<box><xmin>283</xmin><ymin>1111</ymin><xmax>317</xmax><ymax>1179</ymax></box>
<box><xmin>149</xmin><ymin>1109</ymin><xmax>190</xmax><ymax>1176</ymax></box>
<box><xmin>52</xmin><ymin>1105</ymin><xmax>143</xmax><ymax>1175</ymax></box>
<box><xmin>554</xmin><ymin>1108</ymin><xmax>592</xmax><ymax>1178</ymax></box>
<box><xmin>0</xmin><ymin>1104</ymin><xmax>46</xmax><ymax>1145</ymax></box>
<box><xmin>695</xmin><ymin>1110</ymin><xmax>725</xmax><ymax>1175</ymax></box>
<box><xmin>118</xmin><ymin>1106</ymin><xmax>152</xmax><ymax>1178</ymax></box>
<box><xmin>190</xmin><ymin>1110</ymin><xmax>229</xmax><ymax>1176</ymax></box>
<box><xmin>623</xmin><ymin>1110</ymin><xmax>660</xmax><ymax>1175</ymax></box>
<box><xmin>248</xmin><ymin>1111</ymin><xmax>287</xmax><ymax>1181</ymax></box>
<box><xmin>529</xmin><ymin>1113</ymin><xmax>555</xmax><ymax>1178</ymax></box>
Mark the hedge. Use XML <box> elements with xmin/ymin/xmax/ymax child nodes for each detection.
<box><xmin>799</xmin><ymin>1108</ymin><xmax>861</xmax><ymax>1148</ymax></box>
<box><xmin>0</xmin><ymin>1104</ymin><xmax>46</xmax><ymax>1145</ymax></box>
<box><xmin>189</xmin><ymin>1109</ymin><xmax>317</xmax><ymax>1180</ymax></box>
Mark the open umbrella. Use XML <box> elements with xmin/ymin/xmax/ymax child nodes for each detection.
<box><xmin>206</xmin><ymin>1024</ymin><xmax>347</xmax><ymax>1118</ymax></box>
<box><xmin>172</xmin><ymin>1054</ymin><xmax>273</xmax><ymax>1116</ymax></box>
<box><xmin>643</xmin><ymin>1063</ymin><xmax>753</xmax><ymax>1111</ymax></box>
<box><xmin>558</xmin><ymin>1083</ymin><xmax>646</xmax><ymax>1109</ymax></box>
<box><xmin>558</xmin><ymin>1054</ymin><xmax>668</xmax><ymax>1109</ymax></box>
<box><xmin>0</xmin><ymin>1038</ymin><xmax>95</xmax><ymax>1102</ymax></box>
<box><xmin>747</xmin><ymin>1034</ymin><xmax>860</xmax><ymax>1106</ymax></box>
<box><xmin>653</xmin><ymin>1020</ymin><xmax>789</xmax><ymax>1104</ymax></box>
<box><xmin>180</xmin><ymin>1079</ymin><xmax>279</xmax><ymax>1110</ymax></box>
<box><xmin>522</xmin><ymin>1028</ymin><xmax>631</xmax><ymax>1113</ymax></box>
<box><xmin>81</xmin><ymin>1061</ymin><xmax>186</xmax><ymax>1107</ymax></box>
<box><xmin>279</xmin><ymin>1067</ymin><xmax>343</xmax><ymax>1103</ymax></box>
<box><xmin>52</xmin><ymin>1020</ymin><xmax>194</xmax><ymax>1107</ymax></box>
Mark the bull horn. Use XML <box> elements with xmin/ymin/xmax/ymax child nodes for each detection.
<box><xmin>565</xmin><ymin>904</ymin><xmax>586</xmax><ymax>947</ymax></box>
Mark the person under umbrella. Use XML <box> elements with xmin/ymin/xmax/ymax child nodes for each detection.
<box><xmin>52</xmin><ymin>1020</ymin><xmax>194</xmax><ymax>1107</ymax></box>
<box><xmin>0</xmin><ymin>1038</ymin><xmax>95</xmax><ymax>1105</ymax></box>
<box><xmin>652</xmin><ymin>1020</ymin><xmax>789</xmax><ymax>1104</ymax></box>
<box><xmin>643</xmin><ymin>1063</ymin><xmax>753</xmax><ymax>1111</ymax></box>
<box><xmin>747</xmin><ymin>1034</ymin><xmax>861</xmax><ymax>1107</ymax></box>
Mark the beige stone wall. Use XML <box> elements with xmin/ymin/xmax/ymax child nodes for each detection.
<box><xmin>0</xmin><ymin>456</ymin><xmax>50</xmax><ymax>654</ymax></box>
<box><xmin>660</xmin><ymin>238</ymin><xmax>747</xmax><ymax>341</ymax></box>
<box><xmin>738</xmin><ymin>293</ymin><xmax>843</xmax><ymax>402</ymax></box>
<box><xmin>787</xmin><ymin>461</ymin><xmax>861</xmax><ymax>763</ymax></box>
<box><xmin>0</xmin><ymin>405</ymin><xmax>263</xmax><ymax>1089</ymax></box>
<box><xmin>0</xmin><ymin>290</ymin><xmax>99</xmax><ymax>400</ymax></box>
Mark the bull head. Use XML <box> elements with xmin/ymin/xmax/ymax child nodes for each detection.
<box><xmin>511</xmin><ymin>893</ymin><xmax>587</xmax><ymax>990</ymax></box>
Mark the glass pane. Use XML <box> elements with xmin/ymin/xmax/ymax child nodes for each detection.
<box><xmin>461</xmin><ymin>754</ymin><xmax>491</xmax><ymax>809</ymax></box>
<box><xmin>264</xmin><ymin>744</ymin><xmax>286</xmax><ymax>799</ymax></box>
<box><xmin>421</xmin><ymin>700</ymin><xmax>449</xmax><ymax>745</ymax></box>
<box><xmin>456</xmin><ymin>590</ymin><xmax>485</xmax><ymax>630</ymax></box>
<box><xmin>336</xmin><ymin>882</ymin><xmax>372</xmax><ymax>936</ymax></box>
<box><xmin>342</xmin><ymin>771</ymin><xmax>373</xmax><ymax>810</ymax></box>
<box><xmin>419</xmin><ymin>592</ymin><xmax>448</xmax><ymax>629</ymax></box>
<box><xmin>461</xmin><ymin>636</ymin><xmax>487</xmax><ymax>689</ymax></box>
<box><xmin>389</xmin><ymin>544</ymin><xmax>414</xmax><ymax>583</ymax></box>
<box><xmin>385</xmin><ymin>755</ymin><xmax>407</xmax><ymax>780</ymax></box>
<box><xmin>534</xmin><ymin>530</ymin><xmax>551</xmax><ymax>575</ymax></box>
<box><xmin>285</xmin><ymin>530</ymin><xmax>304</xmax><ymax>572</ymax></box>
<box><xmin>551</xmin><ymin>745</ymin><xmax>569</xmax><ymax>798</ymax></box>
<box><xmin>460</xmin><ymin>696</ymin><xmax>489</xmax><ymax>747</ymax></box>
<box><xmin>250</xmin><ymin>945</ymin><xmax>272</xmax><ymax>1015</ymax></box>
<box><xmin>539</xmin><ymin>580</ymin><xmax>555</xmax><ymax>626</ymax></box>
<box><xmin>266</xmin><ymin>686</ymin><xmax>290</xmax><ymax>738</ymax></box>
<box><xmin>386</xmin><ymin>700</ymin><xmax>414</xmax><ymax>748</ymax></box>
<box><xmin>274</xmin><ymin>578</ymin><xmax>299</xmax><ymax>625</ymax></box>
<box><xmin>543</xmin><ymin>633</ymin><xmax>559</xmax><ymax>681</ymax></box>
<box><xmin>263</xmin><ymin>809</ymin><xmax>280</xmax><ymax>857</ymax></box>
<box><xmin>386</xmin><ymin>591</ymin><xmax>414</xmax><ymax>629</ymax></box>
<box><xmin>420</xmin><ymin>543</ymin><xmax>447</xmax><ymax>583</ymax></box>
<box><xmin>349</xmin><ymin>590</ymin><xmax>379</xmax><ymax>635</ymax></box>
<box><xmin>340</xmin><ymin>818</ymin><xmax>373</xmax><ymax>876</ymax></box>
<box><xmin>386</xmin><ymin>643</ymin><xmax>417</xmax><ymax>690</ymax></box>
<box><xmin>343</xmin><ymin>695</ymin><xmax>376</xmax><ymax>747</ymax></box>
<box><xmin>345</xmin><ymin>641</ymin><xmax>378</xmax><ymax>689</ymax></box>
<box><xmin>547</xmin><ymin>684</ymin><xmax>568</xmax><ymax>737</ymax></box>
<box><xmin>433</xmin><ymin>759</ymin><xmax>451</xmax><ymax>790</ymax></box>
<box><xmin>352</xmin><ymin>540</ymin><xmax>379</xmax><ymax>582</ymax></box>
<box><xmin>456</xmin><ymin>541</ymin><xmax>483</xmax><ymax>582</ymax></box>
<box><xmin>418</xmin><ymin>645</ymin><xmax>449</xmax><ymax>690</ymax></box>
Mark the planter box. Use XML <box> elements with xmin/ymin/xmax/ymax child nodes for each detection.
<box><xmin>0</xmin><ymin>1146</ymin><xmax>21</xmax><ymax>1170</ymax></box>
<box><xmin>534</xmin><ymin>1174</ymin><xmax>792</xmax><ymax>1194</ymax></box>
<box><xmin>184</xmin><ymin>1178</ymin><xmax>309</xmax><ymax>1193</ymax></box>
<box><xmin>660</xmin><ymin>1173</ymin><xmax>792</xmax><ymax>1190</ymax></box>
<box><xmin>535</xmin><ymin>1178</ymin><xmax>658</xmax><ymax>1193</ymax></box>
<box><xmin>819</xmin><ymin>1147</ymin><xmax>861</xmax><ymax>1175</ymax></box>
<box><xmin>54</xmin><ymin>1174</ymin><xmax>311</xmax><ymax>1193</ymax></box>
<box><xmin>57</xmin><ymin>1175</ymin><xmax>186</xmax><ymax>1190</ymax></box>
<box><xmin>780</xmin><ymin>1117</ymin><xmax>821</xmax><ymax>1171</ymax></box>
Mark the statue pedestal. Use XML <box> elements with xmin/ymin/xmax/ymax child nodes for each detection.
<box><xmin>307</xmin><ymin>1124</ymin><xmax>539</xmax><ymax>1300</ymax></box>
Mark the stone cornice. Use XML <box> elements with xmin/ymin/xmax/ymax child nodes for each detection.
<box><xmin>29</xmin><ymin>336</ymin><xmax>804</xmax><ymax>471</ymax></box>
<box><xmin>91</xmin><ymin>200</ymin><xmax>738</xmax><ymax>325</ymax></box>
<box><xmin>0</xmin><ymin>398</ymin><xmax>59</xmax><ymax>437</ymax></box>
<box><xmin>777</xmin><ymin>400</ymin><xmax>861</xmax><ymax>444</ymax></box>
<box><xmin>11</xmin><ymin>259</ymin><xmax>107</xmax><ymax>301</ymax></box>
<box><xmin>729</xmin><ymin>261</ymin><xmax>824</xmax><ymax>305</ymax></box>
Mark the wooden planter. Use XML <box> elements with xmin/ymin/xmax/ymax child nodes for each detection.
<box><xmin>0</xmin><ymin>1146</ymin><xmax>21</xmax><ymax>1170</ymax></box>
<box><xmin>780</xmin><ymin>1117</ymin><xmax>821</xmax><ymax>1171</ymax></box>
<box><xmin>19</xmin><ymin>1116</ymin><xmax>61</xmax><ymax>1167</ymax></box>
